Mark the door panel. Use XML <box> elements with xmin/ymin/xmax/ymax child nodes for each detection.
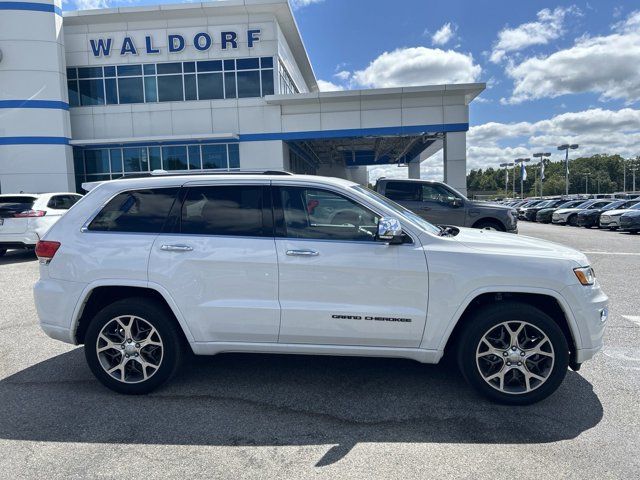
<box><xmin>274</xmin><ymin>185</ymin><xmax>429</xmax><ymax>348</ymax></box>
<box><xmin>147</xmin><ymin>184</ymin><xmax>280</xmax><ymax>343</ymax></box>
<box><xmin>149</xmin><ymin>235</ymin><xmax>280</xmax><ymax>343</ymax></box>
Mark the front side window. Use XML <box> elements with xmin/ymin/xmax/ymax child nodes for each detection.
<box><xmin>278</xmin><ymin>187</ymin><xmax>379</xmax><ymax>242</ymax></box>
<box><xmin>88</xmin><ymin>188</ymin><xmax>179</xmax><ymax>233</ymax></box>
<box><xmin>180</xmin><ymin>185</ymin><xmax>268</xmax><ymax>237</ymax></box>
<box><xmin>422</xmin><ymin>184</ymin><xmax>458</xmax><ymax>202</ymax></box>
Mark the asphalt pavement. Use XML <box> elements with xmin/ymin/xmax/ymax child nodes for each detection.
<box><xmin>0</xmin><ymin>222</ymin><xmax>638</xmax><ymax>479</ymax></box>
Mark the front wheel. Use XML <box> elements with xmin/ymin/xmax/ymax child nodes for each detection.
<box><xmin>0</xmin><ymin>248</ymin><xmax>6</xmax><ymax>257</ymax></box>
<box><xmin>84</xmin><ymin>298</ymin><xmax>184</xmax><ymax>394</ymax></box>
<box><xmin>457</xmin><ymin>302</ymin><xmax>569</xmax><ymax>405</ymax></box>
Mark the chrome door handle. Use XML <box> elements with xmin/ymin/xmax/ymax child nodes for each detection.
<box><xmin>161</xmin><ymin>244</ymin><xmax>193</xmax><ymax>252</ymax></box>
<box><xmin>286</xmin><ymin>249</ymin><xmax>319</xmax><ymax>257</ymax></box>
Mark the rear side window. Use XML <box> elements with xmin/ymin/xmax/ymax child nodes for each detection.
<box><xmin>180</xmin><ymin>185</ymin><xmax>268</xmax><ymax>237</ymax></box>
<box><xmin>47</xmin><ymin>195</ymin><xmax>81</xmax><ymax>210</ymax></box>
<box><xmin>0</xmin><ymin>196</ymin><xmax>37</xmax><ymax>218</ymax></box>
<box><xmin>384</xmin><ymin>182</ymin><xmax>421</xmax><ymax>201</ymax></box>
<box><xmin>88</xmin><ymin>188</ymin><xmax>179</xmax><ymax>233</ymax></box>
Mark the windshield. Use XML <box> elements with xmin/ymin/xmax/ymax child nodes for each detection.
<box><xmin>603</xmin><ymin>201</ymin><xmax>625</xmax><ymax>210</ymax></box>
<box><xmin>352</xmin><ymin>185</ymin><xmax>441</xmax><ymax>235</ymax></box>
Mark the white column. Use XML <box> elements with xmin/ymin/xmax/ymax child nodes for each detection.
<box><xmin>346</xmin><ymin>166</ymin><xmax>369</xmax><ymax>185</ymax></box>
<box><xmin>443</xmin><ymin>131</ymin><xmax>467</xmax><ymax>196</ymax></box>
<box><xmin>0</xmin><ymin>0</ymin><xmax>74</xmax><ymax>193</ymax></box>
<box><xmin>408</xmin><ymin>158</ymin><xmax>421</xmax><ymax>179</ymax></box>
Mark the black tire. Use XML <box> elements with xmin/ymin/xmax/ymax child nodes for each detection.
<box><xmin>84</xmin><ymin>297</ymin><xmax>184</xmax><ymax>395</ymax></box>
<box><xmin>0</xmin><ymin>248</ymin><xmax>6</xmax><ymax>257</ymax></box>
<box><xmin>457</xmin><ymin>302</ymin><xmax>569</xmax><ymax>405</ymax></box>
<box><xmin>474</xmin><ymin>219</ymin><xmax>506</xmax><ymax>232</ymax></box>
<box><xmin>567</xmin><ymin>215</ymin><xmax>578</xmax><ymax>226</ymax></box>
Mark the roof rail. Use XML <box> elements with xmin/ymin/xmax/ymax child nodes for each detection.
<box><xmin>110</xmin><ymin>169</ymin><xmax>294</xmax><ymax>180</ymax></box>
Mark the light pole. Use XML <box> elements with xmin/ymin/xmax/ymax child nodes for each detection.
<box><xmin>499</xmin><ymin>162</ymin><xmax>513</xmax><ymax>196</ymax></box>
<box><xmin>515</xmin><ymin>158</ymin><xmax>530</xmax><ymax>199</ymax></box>
<box><xmin>533</xmin><ymin>152</ymin><xmax>551</xmax><ymax>198</ymax></box>
<box><xmin>558</xmin><ymin>144</ymin><xmax>579</xmax><ymax>195</ymax></box>
<box><xmin>632</xmin><ymin>166</ymin><xmax>638</xmax><ymax>192</ymax></box>
<box><xmin>622</xmin><ymin>158</ymin><xmax>627</xmax><ymax>193</ymax></box>
<box><xmin>584</xmin><ymin>172</ymin><xmax>591</xmax><ymax>194</ymax></box>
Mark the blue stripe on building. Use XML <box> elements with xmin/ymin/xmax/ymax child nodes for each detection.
<box><xmin>0</xmin><ymin>2</ymin><xmax>62</xmax><ymax>15</ymax></box>
<box><xmin>0</xmin><ymin>137</ymin><xmax>70</xmax><ymax>145</ymax></box>
<box><xmin>0</xmin><ymin>100</ymin><xmax>69</xmax><ymax>110</ymax></box>
<box><xmin>71</xmin><ymin>123</ymin><xmax>470</xmax><ymax>149</ymax></box>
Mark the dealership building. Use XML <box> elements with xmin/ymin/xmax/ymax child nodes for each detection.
<box><xmin>0</xmin><ymin>0</ymin><xmax>484</xmax><ymax>194</ymax></box>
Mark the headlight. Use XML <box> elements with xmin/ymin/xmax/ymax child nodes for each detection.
<box><xmin>574</xmin><ymin>266</ymin><xmax>596</xmax><ymax>286</ymax></box>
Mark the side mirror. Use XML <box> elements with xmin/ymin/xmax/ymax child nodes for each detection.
<box><xmin>450</xmin><ymin>198</ymin><xmax>463</xmax><ymax>208</ymax></box>
<box><xmin>377</xmin><ymin>217</ymin><xmax>404</xmax><ymax>244</ymax></box>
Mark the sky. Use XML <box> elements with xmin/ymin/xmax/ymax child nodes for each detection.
<box><xmin>64</xmin><ymin>0</ymin><xmax>640</xmax><ymax>182</ymax></box>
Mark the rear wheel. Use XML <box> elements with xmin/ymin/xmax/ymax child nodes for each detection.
<box><xmin>474</xmin><ymin>220</ymin><xmax>506</xmax><ymax>232</ymax></box>
<box><xmin>568</xmin><ymin>215</ymin><xmax>578</xmax><ymax>226</ymax></box>
<box><xmin>84</xmin><ymin>298</ymin><xmax>184</xmax><ymax>394</ymax></box>
<box><xmin>457</xmin><ymin>302</ymin><xmax>569</xmax><ymax>405</ymax></box>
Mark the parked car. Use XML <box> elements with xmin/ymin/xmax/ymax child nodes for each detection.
<box><xmin>0</xmin><ymin>193</ymin><xmax>82</xmax><ymax>256</ymax></box>
<box><xmin>600</xmin><ymin>203</ymin><xmax>640</xmax><ymax>230</ymax></box>
<box><xmin>536</xmin><ymin>200</ymin><xmax>585</xmax><ymax>224</ymax></box>
<box><xmin>517</xmin><ymin>200</ymin><xmax>546</xmax><ymax>220</ymax></box>
<box><xmin>523</xmin><ymin>199</ymin><xmax>565</xmax><ymax>222</ymax></box>
<box><xmin>577</xmin><ymin>199</ymin><xmax>639</xmax><ymax>228</ymax></box>
<box><xmin>34</xmin><ymin>173</ymin><xmax>608</xmax><ymax>405</ymax></box>
<box><xmin>375</xmin><ymin>179</ymin><xmax>518</xmax><ymax>232</ymax></box>
<box><xmin>619</xmin><ymin>209</ymin><xmax>640</xmax><ymax>233</ymax></box>
<box><xmin>552</xmin><ymin>199</ymin><xmax>613</xmax><ymax>226</ymax></box>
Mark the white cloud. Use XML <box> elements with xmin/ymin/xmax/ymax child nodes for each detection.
<box><xmin>431</xmin><ymin>22</ymin><xmax>457</xmax><ymax>46</ymax></box>
<box><xmin>72</xmin><ymin>0</ymin><xmax>108</xmax><ymax>9</ymax></box>
<box><xmin>504</xmin><ymin>10</ymin><xmax>640</xmax><ymax>104</ymax></box>
<box><xmin>467</xmin><ymin>107</ymin><xmax>640</xmax><ymax>170</ymax></box>
<box><xmin>317</xmin><ymin>79</ymin><xmax>345</xmax><ymax>92</ymax></box>
<box><xmin>350</xmin><ymin>47</ymin><xmax>481</xmax><ymax>89</ymax></box>
<box><xmin>333</xmin><ymin>70</ymin><xmax>351</xmax><ymax>81</ymax></box>
<box><xmin>490</xmin><ymin>6</ymin><xmax>580</xmax><ymax>63</ymax></box>
<box><xmin>289</xmin><ymin>0</ymin><xmax>324</xmax><ymax>10</ymax></box>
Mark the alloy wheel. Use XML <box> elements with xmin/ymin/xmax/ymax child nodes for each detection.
<box><xmin>475</xmin><ymin>321</ymin><xmax>555</xmax><ymax>394</ymax></box>
<box><xmin>96</xmin><ymin>315</ymin><xmax>164</xmax><ymax>384</ymax></box>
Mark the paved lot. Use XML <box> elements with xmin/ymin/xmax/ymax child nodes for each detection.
<box><xmin>0</xmin><ymin>223</ymin><xmax>638</xmax><ymax>479</ymax></box>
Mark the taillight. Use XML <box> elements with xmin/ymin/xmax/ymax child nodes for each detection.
<box><xmin>14</xmin><ymin>210</ymin><xmax>46</xmax><ymax>218</ymax></box>
<box><xmin>35</xmin><ymin>241</ymin><xmax>61</xmax><ymax>264</ymax></box>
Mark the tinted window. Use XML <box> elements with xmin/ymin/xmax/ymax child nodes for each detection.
<box><xmin>181</xmin><ymin>186</ymin><xmax>267</xmax><ymax>237</ymax></box>
<box><xmin>79</xmin><ymin>79</ymin><xmax>104</xmax><ymax>106</ymax></box>
<box><xmin>236</xmin><ymin>70</ymin><xmax>261</xmax><ymax>98</ymax></box>
<box><xmin>184</xmin><ymin>75</ymin><xmax>197</xmax><ymax>101</ymax></box>
<box><xmin>158</xmin><ymin>75</ymin><xmax>183</xmax><ymax>102</ymax></box>
<box><xmin>198</xmin><ymin>72</ymin><xmax>224</xmax><ymax>100</ymax></box>
<box><xmin>278</xmin><ymin>187</ymin><xmax>379</xmax><ymax>242</ymax></box>
<box><xmin>118</xmin><ymin>77</ymin><xmax>144</xmax><ymax>104</ymax></box>
<box><xmin>202</xmin><ymin>144</ymin><xmax>227</xmax><ymax>169</ymax></box>
<box><xmin>422</xmin><ymin>184</ymin><xmax>457</xmax><ymax>202</ymax></box>
<box><xmin>384</xmin><ymin>182</ymin><xmax>421</xmax><ymax>201</ymax></box>
<box><xmin>88</xmin><ymin>188</ymin><xmax>179</xmax><ymax>233</ymax></box>
<box><xmin>162</xmin><ymin>146</ymin><xmax>188</xmax><ymax>170</ymax></box>
<box><xmin>0</xmin><ymin>197</ymin><xmax>37</xmax><ymax>218</ymax></box>
<box><xmin>47</xmin><ymin>195</ymin><xmax>81</xmax><ymax>210</ymax></box>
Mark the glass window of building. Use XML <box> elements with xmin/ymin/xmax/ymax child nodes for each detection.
<box><xmin>67</xmin><ymin>57</ymin><xmax>275</xmax><ymax>106</ymax></box>
<box><xmin>162</xmin><ymin>146</ymin><xmax>188</xmax><ymax>170</ymax></box>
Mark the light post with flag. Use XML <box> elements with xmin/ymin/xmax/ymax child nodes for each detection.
<box><xmin>533</xmin><ymin>152</ymin><xmax>550</xmax><ymax>198</ymax></box>
<box><xmin>500</xmin><ymin>162</ymin><xmax>513</xmax><ymax>196</ymax></box>
<box><xmin>515</xmin><ymin>158</ymin><xmax>530</xmax><ymax>199</ymax></box>
<box><xmin>558</xmin><ymin>144</ymin><xmax>579</xmax><ymax>195</ymax></box>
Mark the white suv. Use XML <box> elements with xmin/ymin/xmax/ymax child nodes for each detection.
<box><xmin>34</xmin><ymin>173</ymin><xmax>608</xmax><ymax>404</ymax></box>
<box><xmin>0</xmin><ymin>193</ymin><xmax>82</xmax><ymax>256</ymax></box>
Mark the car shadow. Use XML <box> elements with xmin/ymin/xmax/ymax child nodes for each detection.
<box><xmin>0</xmin><ymin>349</ymin><xmax>603</xmax><ymax>466</ymax></box>
<box><xmin>0</xmin><ymin>249</ymin><xmax>36</xmax><ymax>265</ymax></box>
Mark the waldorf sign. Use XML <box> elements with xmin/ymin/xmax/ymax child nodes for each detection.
<box><xmin>89</xmin><ymin>29</ymin><xmax>262</xmax><ymax>57</ymax></box>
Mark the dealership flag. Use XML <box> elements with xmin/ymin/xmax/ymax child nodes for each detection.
<box><xmin>521</xmin><ymin>162</ymin><xmax>527</xmax><ymax>181</ymax></box>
